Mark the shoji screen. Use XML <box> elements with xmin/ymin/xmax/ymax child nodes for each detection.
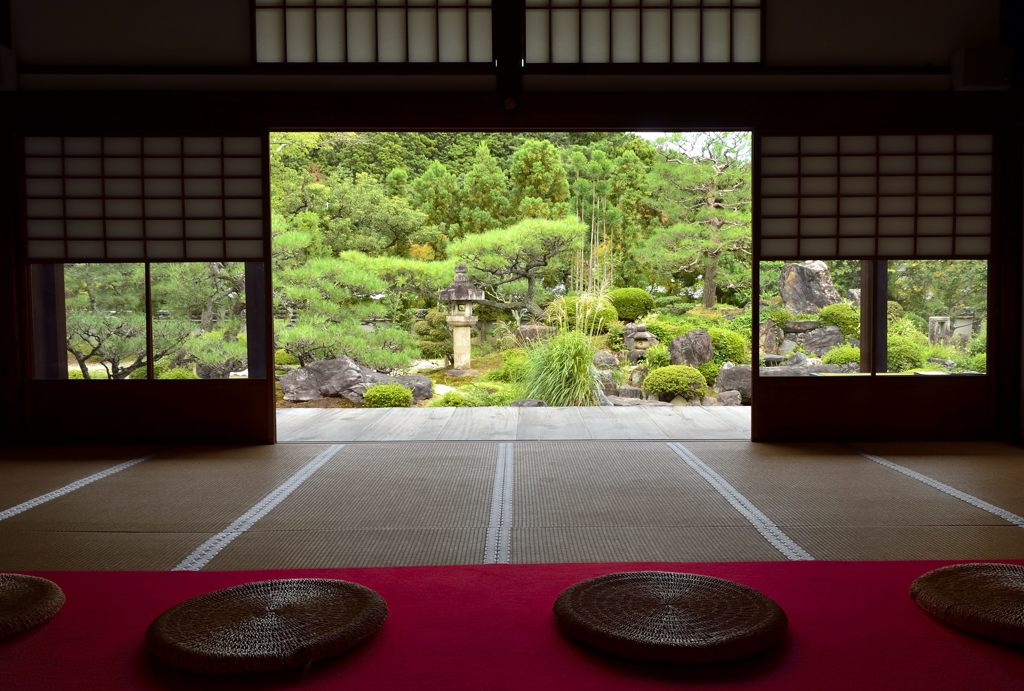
<box><xmin>254</xmin><ymin>0</ymin><xmax>493</xmax><ymax>63</ymax></box>
<box><xmin>759</xmin><ymin>134</ymin><xmax>993</xmax><ymax>259</ymax></box>
<box><xmin>23</xmin><ymin>136</ymin><xmax>266</xmax><ymax>262</ymax></box>
<box><xmin>525</xmin><ymin>0</ymin><xmax>761</xmax><ymax>65</ymax></box>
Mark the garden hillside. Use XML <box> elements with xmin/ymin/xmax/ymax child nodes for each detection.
<box><xmin>263</xmin><ymin>131</ymin><xmax>761</xmax><ymax>408</ymax></box>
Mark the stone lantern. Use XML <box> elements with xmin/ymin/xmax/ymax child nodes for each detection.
<box><xmin>439</xmin><ymin>264</ymin><xmax>485</xmax><ymax>372</ymax></box>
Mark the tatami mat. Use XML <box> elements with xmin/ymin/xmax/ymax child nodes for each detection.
<box><xmin>1</xmin><ymin>440</ymin><xmax>1022</xmax><ymax>569</ymax></box>
<box><xmin>511</xmin><ymin>526</ymin><xmax>782</xmax><ymax>563</ymax></box>
<box><xmin>0</xmin><ymin>449</ymin><xmax>148</xmax><ymax>509</ymax></box>
<box><xmin>0</xmin><ymin>445</ymin><xmax>326</xmax><ymax>533</ymax></box>
<box><xmin>858</xmin><ymin>442</ymin><xmax>1024</xmax><ymax>515</ymax></box>
<box><xmin>0</xmin><ymin>529</ymin><xmax>211</xmax><ymax>570</ymax></box>
<box><xmin>207</xmin><ymin>528</ymin><xmax>486</xmax><ymax>569</ymax></box>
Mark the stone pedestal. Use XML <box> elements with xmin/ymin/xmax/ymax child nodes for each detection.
<box><xmin>447</xmin><ymin>314</ymin><xmax>478</xmax><ymax>370</ymax></box>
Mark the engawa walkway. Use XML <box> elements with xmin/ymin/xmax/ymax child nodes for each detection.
<box><xmin>276</xmin><ymin>405</ymin><xmax>750</xmax><ymax>442</ymax></box>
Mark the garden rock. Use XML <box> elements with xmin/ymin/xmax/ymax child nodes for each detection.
<box><xmin>628</xmin><ymin>367</ymin><xmax>647</xmax><ymax>387</ymax></box>
<box><xmin>510</xmin><ymin>399</ymin><xmax>546</xmax><ymax>407</ymax></box>
<box><xmin>713</xmin><ymin>364</ymin><xmax>751</xmax><ymax>404</ymax></box>
<box><xmin>669</xmin><ymin>396</ymin><xmax>700</xmax><ymax>406</ymax></box>
<box><xmin>592</xmin><ymin>351</ymin><xmax>619</xmax><ymax>369</ymax></box>
<box><xmin>797</xmin><ymin>325</ymin><xmax>844</xmax><ymax>356</ymax></box>
<box><xmin>928</xmin><ymin>357</ymin><xmax>957</xmax><ymax>369</ymax></box>
<box><xmin>615</xmin><ymin>386</ymin><xmax>643</xmax><ymax>399</ymax></box>
<box><xmin>606</xmin><ymin>396</ymin><xmax>670</xmax><ymax>407</ymax></box>
<box><xmin>762</xmin><ymin>354</ymin><xmax>785</xmax><ymax>367</ymax></box>
<box><xmin>717</xmin><ymin>390</ymin><xmax>742</xmax><ymax>406</ymax></box>
<box><xmin>280</xmin><ymin>356</ymin><xmax>432</xmax><ymax>403</ymax></box>
<box><xmin>780</xmin><ymin>339</ymin><xmax>798</xmax><ymax>355</ymax></box>
<box><xmin>759</xmin><ymin>364</ymin><xmax>846</xmax><ymax>376</ymax></box>
<box><xmin>784</xmin><ymin>320</ymin><xmax>820</xmax><ymax>334</ymax></box>
<box><xmin>847</xmin><ymin>288</ymin><xmax>862</xmax><ymax>308</ymax></box>
<box><xmin>780</xmin><ymin>261</ymin><xmax>842</xmax><ymax>314</ymax></box>
<box><xmin>594</xmin><ymin>369</ymin><xmax>618</xmax><ymax>395</ymax></box>
<box><xmin>783</xmin><ymin>352</ymin><xmax>809</xmax><ymax>367</ymax></box>
<box><xmin>516</xmin><ymin>324</ymin><xmax>556</xmax><ymax>342</ymax></box>
<box><xmin>670</xmin><ymin>329</ymin><xmax>713</xmax><ymax>366</ymax></box>
<box><xmin>759</xmin><ymin>321</ymin><xmax>784</xmax><ymax>355</ymax></box>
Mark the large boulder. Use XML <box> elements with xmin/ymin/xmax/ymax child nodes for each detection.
<box><xmin>606</xmin><ymin>396</ymin><xmax>671</xmax><ymax>407</ymax></box>
<box><xmin>670</xmin><ymin>329</ymin><xmax>713</xmax><ymax>366</ymax></box>
<box><xmin>615</xmin><ymin>385</ymin><xmax>644</xmax><ymax>399</ymax></box>
<box><xmin>592</xmin><ymin>351</ymin><xmax>619</xmax><ymax>370</ymax></box>
<box><xmin>717</xmin><ymin>390</ymin><xmax>743</xmax><ymax>406</ymax></box>
<box><xmin>280</xmin><ymin>356</ymin><xmax>432</xmax><ymax>403</ymax></box>
<box><xmin>714</xmin><ymin>364</ymin><xmax>752</xmax><ymax>404</ymax></box>
<box><xmin>516</xmin><ymin>324</ymin><xmax>556</xmax><ymax>343</ymax></box>
<box><xmin>780</xmin><ymin>261</ymin><xmax>842</xmax><ymax>314</ymax></box>
<box><xmin>758</xmin><ymin>321</ymin><xmax>784</xmax><ymax>355</ymax></box>
<box><xmin>759</xmin><ymin>364</ymin><xmax>850</xmax><ymax>376</ymax></box>
<box><xmin>797</xmin><ymin>325</ymin><xmax>845</xmax><ymax>356</ymax></box>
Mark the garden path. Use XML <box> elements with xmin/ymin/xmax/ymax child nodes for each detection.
<box><xmin>276</xmin><ymin>405</ymin><xmax>750</xmax><ymax>442</ymax></box>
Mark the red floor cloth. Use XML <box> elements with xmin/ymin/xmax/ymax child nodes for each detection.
<box><xmin>2</xmin><ymin>561</ymin><xmax>1023</xmax><ymax>690</ymax></box>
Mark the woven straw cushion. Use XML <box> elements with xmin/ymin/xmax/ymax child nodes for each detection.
<box><xmin>146</xmin><ymin>578</ymin><xmax>387</xmax><ymax>674</ymax></box>
<box><xmin>910</xmin><ymin>563</ymin><xmax>1024</xmax><ymax>647</ymax></box>
<box><xmin>553</xmin><ymin>571</ymin><xmax>787</xmax><ymax>664</ymax></box>
<box><xmin>0</xmin><ymin>573</ymin><xmax>65</xmax><ymax>641</ymax></box>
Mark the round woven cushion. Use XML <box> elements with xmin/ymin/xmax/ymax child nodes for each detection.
<box><xmin>0</xmin><ymin>573</ymin><xmax>65</xmax><ymax>641</ymax></box>
<box><xmin>553</xmin><ymin>571</ymin><xmax>787</xmax><ymax>664</ymax></box>
<box><xmin>910</xmin><ymin>563</ymin><xmax>1024</xmax><ymax>647</ymax></box>
<box><xmin>146</xmin><ymin>578</ymin><xmax>388</xmax><ymax>674</ymax></box>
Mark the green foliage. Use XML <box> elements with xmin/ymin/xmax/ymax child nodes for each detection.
<box><xmin>523</xmin><ymin>331</ymin><xmax>597</xmax><ymax>406</ymax></box>
<box><xmin>429</xmin><ymin>382</ymin><xmax>525</xmax><ymax>407</ymax></box>
<box><xmin>413</xmin><ymin>308</ymin><xmax>454</xmax><ymax>365</ymax></box>
<box><xmin>481</xmin><ymin>348</ymin><xmax>528</xmax><ymax>383</ymax></box>
<box><xmin>607</xmin><ymin>288</ymin><xmax>655</xmax><ymax>322</ymax></box>
<box><xmin>158</xmin><ymin>367</ymin><xmax>199</xmax><ymax>380</ymax></box>
<box><xmin>707</xmin><ymin>327</ymin><xmax>750</xmax><ymax>364</ymax></box>
<box><xmin>652</xmin><ymin>296</ymin><xmax>697</xmax><ymax>315</ymax></box>
<box><xmin>818</xmin><ymin>303</ymin><xmax>860</xmax><ymax>339</ymax></box>
<box><xmin>509</xmin><ymin>139</ymin><xmax>570</xmax><ymax>219</ymax></box>
<box><xmin>275</xmin><ymin>349</ymin><xmax>299</xmax><ymax>366</ymax></box>
<box><xmin>969</xmin><ymin>353</ymin><xmax>987</xmax><ymax>372</ymax></box>
<box><xmin>431</xmin><ymin>390</ymin><xmax>475</xmax><ymax>407</ymax></box>
<box><xmin>903</xmin><ymin>312</ymin><xmax>927</xmax><ymax>334</ymax></box>
<box><xmin>968</xmin><ymin>331</ymin><xmax>987</xmax><ymax>356</ymax></box>
<box><xmin>606</xmin><ymin>324</ymin><xmax>625</xmax><ymax>352</ymax></box>
<box><xmin>822</xmin><ymin>344</ymin><xmax>861</xmax><ymax>366</ymax></box>
<box><xmin>67</xmin><ymin>369</ymin><xmax>84</xmax><ymax>380</ymax></box>
<box><xmin>887</xmin><ymin>301</ymin><xmax>904</xmax><ymax>322</ymax></box>
<box><xmin>697</xmin><ymin>361</ymin><xmax>721</xmax><ymax>387</ymax></box>
<box><xmin>544</xmin><ymin>294</ymin><xmax>618</xmax><ymax>334</ymax></box>
<box><xmin>887</xmin><ymin>335</ymin><xmax>927</xmax><ymax>372</ymax></box>
<box><xmin>363</xmin><ymin>384</ymin><xmax>414</xmax><ymax>408</ymax></box>
<box><xmin>888</xmin><ymin>317</ymin><xmax>928</xmax><ymax>345</ymax></box>
<box><xmin>762</xmin><ymin>308</ymin><xmax>793</xmax><ymax>328</ymax></box>
<box><xmin>643</xmin><ymin>343</ymin><xmax>671</xmax><ymax>370</ymax></box>
<box><xmin>641</xmin><ymin>365</ymin><xmax>707</xmax><ymax>400</ymax></box>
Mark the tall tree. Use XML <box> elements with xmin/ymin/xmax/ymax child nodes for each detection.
<box><xmin>460</xmin><ymin>142</ymin><xmax>512</xmax><ymax>236</ymax></box>
<box><xmin>643</xmin><ymin>132</ymin><xmax>752</xmax><ymax>307</ymax></box>
<box><xmin>509</xmin><ymin>139</ymin><xmax>570</xmax><ymax>220</ymax></box>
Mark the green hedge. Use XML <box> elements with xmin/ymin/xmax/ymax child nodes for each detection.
<box><xmin>642</xmin><ymin>343</ymin><xmax>671</xmax><ymax>370</ymax></box>
<box><xmin>822</xmin><ymin>344</ymin><xmax>860</xmax><ymax>366</ymax></box>
<box><xmin>818</xmin><ymin>303</ymin><xmax>860</xmax><ymax>339</ymax></box>
<box><xmin>363</xmin><ymin>384</ymin><xmax>414</xmax><ymax>407</ymax></box>
<box><xmin>608</xmin><ymin>288</ymin><xmax>655</xmax><ymax>322</ymax></box>
<box><xmin>887</xmin><ymin>335</ymin><xmax>926</xmax><ymax>372</ymax></box>
<box><xmin>641</xmin><ymin>365</ymin><xmax>707</xmax><ymax>400</ymax></box>
<box><xmin>158</xmin><ymin>367</ymin><xmax>198</xmax><ymax>380</ymax></box>
<box><xmin>696</xmin><ymin>361</ymin><xmax>721</xmax><ymax>387</ymax></box>
<box><xmin>707</xmin><ymin>327</ymin><xmax>750</xmax><ymax>364</ymax></box>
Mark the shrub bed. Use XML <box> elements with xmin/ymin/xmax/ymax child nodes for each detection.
<box><xmin>608</xmin><ymin>288</ymin><xmax>655</xmax><ymax>322</ymax></box>
<box><xmin>641</xmin><ymin>365</ymin><xmax>707</xmax><ymax>400</ymax></box>
<box><xmin>363</xmin><ymin>383</ymin><xmax>414</xmax><ymax>407</ymax></box>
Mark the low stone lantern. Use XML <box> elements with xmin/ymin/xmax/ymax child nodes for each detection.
<box><xmin>439</xmin><ymin>264</ymin><xmax>485</xmax><ymax>372</ymax></box>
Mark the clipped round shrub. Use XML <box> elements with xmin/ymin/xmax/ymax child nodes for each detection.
<box><xmin>642</xmin><ymin>343</ymin><xmax>671</xmax><ymax>370</ymax></box>
<box><xmin>641</xmin><ymin>365</ymin><xmax>707</xmax><ymax>400</ymax></box>
<box><xmin>275</xmin><ymin>349</ymin><xmax>299</xmax><ymax>367</ymax></box>
<box><xmin>889</xmin><ymin>317</ymin><xmax>928</xmax><ymax>345</ymax></box>
<box><xmin>67</xmin><ymin>368</ymin><xmax>84</xmax><ymax>380</ymax></box>
<box><xmin>887</xmin><ymin>335</ymin><xmax>926</xmax><ymax>372</ymax></box>
<box><xmin>887</xmin><ymin>300</ymin><xmax>904</xmax><ymax>322</ymax></box>
<box><xmin>697</xmin><ymin>361</ymin><xmax>721</xmax><ymax>387</ymax></box>
<box><xmin>159</xmin><ymin>367</ymin><xmax>199</xmax><ymax>380</ymax></box>
<box><xmin>822</xmin><ymin>344</ymin><xmax>861</xmax><ymax>366</ymax></box>
<box><xmin>430</xmin><ymin>390</ymin><xmax>476</xmax><ymax>407</ymax></box>
<box><xmin>363</xmin><ymin>383</ymin><xmax>414</xmax><ymax>408</ymax></box>
<box><xmin>707</xmin><ymin>327</ymin><xmax>750</xmax><ymax>364</ymax></box>
<box><xmin>543</xmin><ymin>295</ymin><xmax>618</xmax><ymax>334</ymax></box>
<box><xmin>762</xmin><ymin>307</ymin><xmax>793</xmax><ymax>328</ymax></box>
<box><xmin>818</xmin><ymin>303</ymin><xmax>860</xmax><ymax>339</ymax></box>
<box><xmin>608</xmin><ymin>288</ymin><xmax>655</xmax><ymax>322</ymax></box>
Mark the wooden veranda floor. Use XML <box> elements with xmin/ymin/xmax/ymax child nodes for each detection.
<box><xmin>275</xmin><ymin>405</ymin><xmax>751</xmax><ymax>442</ymax></box>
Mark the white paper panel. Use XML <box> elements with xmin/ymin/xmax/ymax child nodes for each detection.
<box><xmin>878</xmin><ymin>194</ymin><xmax>916</xmax><ymax>213</ymax></box>
<box><xmin>877</xmin><ymin>217</ymin><xmax>913</xmax><ymax>235</ymax></box>
<box><xmin>801</xmin><ymin>177</ymin><xmax>837</xmax><ymax>195</ymax></box>
<box><xmin>957</xmin><ymin>176</ymin><xmax>991</xmax><ymax>194</ymax></box>
<box><xmin>838</xmin><ymin>217</ymin><xmax>874</xmax><ymax>235</ymax></box>
<box><xmin>761</xmin><ymin>137</ymin><xmax>798</xmax><ymax>156</ymax></box>
<box><xmin>839</xmin><ymin>157</ymin><xmax>875</xmax><ymax>176</ymax></box>
<box><xmin>642</xmin><ymin>9</ymin><xmax>670</xmax><ymax>63</ymax></box>
<box><xmin>28</xmin><ymin>241</ymin><xmax>65</xmax><ymax>259</ymax></box>
<box><xmin>801</xmin><ymin>198</ymin><xmax>837</xmax><ymax>216</ymax></box>
<box><xmin>551</xmin><ymin>10</ymin><xmax>579</xmax><ymax>63</ymax></box>
<box><xmin>917</xmin><ymin>197</ymin><xmax>954</xmax><ymax>215</ymax></box>
<box><xmin>761</xmin><ymin>177</ymin><xmax>798</xmax><ymax>196</ymax></box>
<box><xmin>28</xmin><ymin>219</ymin><xmax>64</xmax><ymax>238</ymax></box>
<box><xmin>226</xmin><ymin>219</ymin><xmax>264</xmax><ymax>238</ymax></box>
<box><xmin>64</xmin><ymin>178</ymin><xmax>102</xmax><ymax>197</ymax></box>
<box><xmin>106</xmin><ymin>220</ymin><xmax>144</xmax><ymax>238</ymax></box>
<box><xmin>839</xmin><ymin>197</ymin><xmax>876</xmax><ymax>216</ymax></box>
<box><xmin>800</xmin><ymin>238</ymin><xmax>836</xmax><ymax>256</ymax></box>
<box><xmin>468</xmin><ymin>9</ymin><xmax>492</xmax><ymax>63</ymax></box>
<box><xmin>377</xmin><ymin>9</ymin><xmax>406</xmax><ymax>62</ymax></box>
<box><xmin>957</xmin><ymin>134</ymin><xmax>992</xmax><ymax>153</ymax></box>
<box><xmin>877</xmin><ymin>237</ymin><xmax>914</xmax><ymax>255</ymax></box>
<box><xmin>732</xmin><ymin>8</ymin><xmax>760</xmax><ymax>63</ymax></box>
<box><xmin>917</xmin><ymin>217</ymin><xmax>954</xmax><ymax>235</ymax></box>
<box><xmin>878</xmin><ymin>176</ymin><xmax>914</xmax><ymax>195</ymax></box>
<box><xmin>839</xmin><ymin>176</ymin><xmax>877</xmax><ymax>196</ymax></box>
<box><xmin>525</xmin><ymin>10</ymin><xmax>548</xmax><ymax>63</ymax></box>
<box><xmin>839</xmin><ymin>136</ymin><xmax>875</xmax><ymax>155</ymax></box>
<box><xmin>838</xmin><ymin>238</ymin><xmax>875</xmax><ymax>256</ymax></box>
<box><xmin>761</xmin><ymin>198</ymin><xmax>798</xmax><ymax>216</ymax></box>
<box><xmin>918</xmin><ymin>155</ymin><xmax>954</xmax><ymax>174</ymax></box>
<box><xmin>761</xmin><ymin>218</ymin><xmax>798</xmax><ymax>237</ymax></box>
<box><xmin>956</xmin><ymin>216</ymin><xmax>990</xmax><ymax>235</ymax></box>
<box><xmin>671</xmin><ymin>9</ymin><xmax>700</xmax><ymax>63</ymax></box>
<box><xmin>105</xmin><ymin>138</ymin><xmax>142</xmax><ymax>155</ymax></box>
<box><xmin>66</xmin><ymin>220</ymin><xmax>104</xmax><ymax>238</ymax></box>
<box><xmin>956</xmin><ymin>196</ymin><xmax>992</xmax><ymax>215</ymax></box>
<box><xmin>148</xmin><ymin>220</ymin><xmax>184</xmax><ymax>239</ymax></box>
<box><xmin>186</xmin><ymin>241</ymin><xmax>224</xmax><ymax>259</ymax></box>
<box><xmin>800</xmin><ymin>156</ymin><xmax>837</xmax><ymax>176</ymax></box>
<box><xmin>346</xmin><ymin>9</ymin><xmax>375</xmax><ymax>62</ymax></box>
<box><xmin>701</xmin><ymin>9</ymin><xmax>729</xmax><ymax>63</ymax></box>
<box><xmin>916</xmin><ymin>237</ymin><xmax>953</xmax><ymax>255</ymax></box>
<box><xmin>285</xmin><ymin>9</ymin><xmax>316</xmax><ymax>63</ymax></box>
<box><xmin>317</xmin><ymin>8</ymin><xmax>346</xmax><ymax>62</ymax></box>
<box><xmin>799</xmin><ymin>218</ymin><xmax>836</xmax><ymax>236</ymax></box>
<box><xmin>183</xmin><ymin>138</ymin><xmax>221</xmax><ymax>156</ymax></box>
<box><xmin>108</xmin><ymin>179</ymin><xmax>144</xmax><ymax>197</ymax></box>
<box><xmin>955</xmin><ymin>237</ymin><xmax>990</xmax><ymax>254</ymax></box>
<box><xmin>761</xmin><ymin>239</ymin><xmax>798</xmax><ymax>257</ymax></box>
<box><xmin>147</xmin><ymin>241</ymin><xmax>184</xmax><ymax>259</ymax></box>
<box><xmin>611</xmin><ymin>9</ymin><xmax>640</xmax><ymax>63</ymax></box>
<box><xmin>256</xmin><ymin>9</ymin><xmax>285</xmax><ymax>63</ymax></box>
<box><xmin>408</xmin><ymin>9</ymin><xmax>436</xmax><ymax>62</ymax></box>
<box><xmin>439</xmin><ymin>9</ymin><xmax>467</xmax><ymax>62</ymax></box>
<box><xmin>65</xmin><ymin>138</ymin><xmax>102</xmax><ymax>155</ymax></box>
<box><xmin>918</xmin><ymin>176</ymin><xmax>955</xmax><ymax>195</ymax></box>
<box><xmin>186</xmin><ymin>220</ymin><xmax>222</xmax><ymax>238</ymax></box>
<box><xmin>917</xmin><ymin>135</ymin><xmax>954</xmax><ymax>153</ymax></box>
<box><xmin>104</xmin><ymin>158</ymin><xmax>140</xmax><ymax>176</ymax></box>
<box><xmin>24</xmin><ymin>138</ymin><xmax>61</xmax><ymax>155</ymax></box>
